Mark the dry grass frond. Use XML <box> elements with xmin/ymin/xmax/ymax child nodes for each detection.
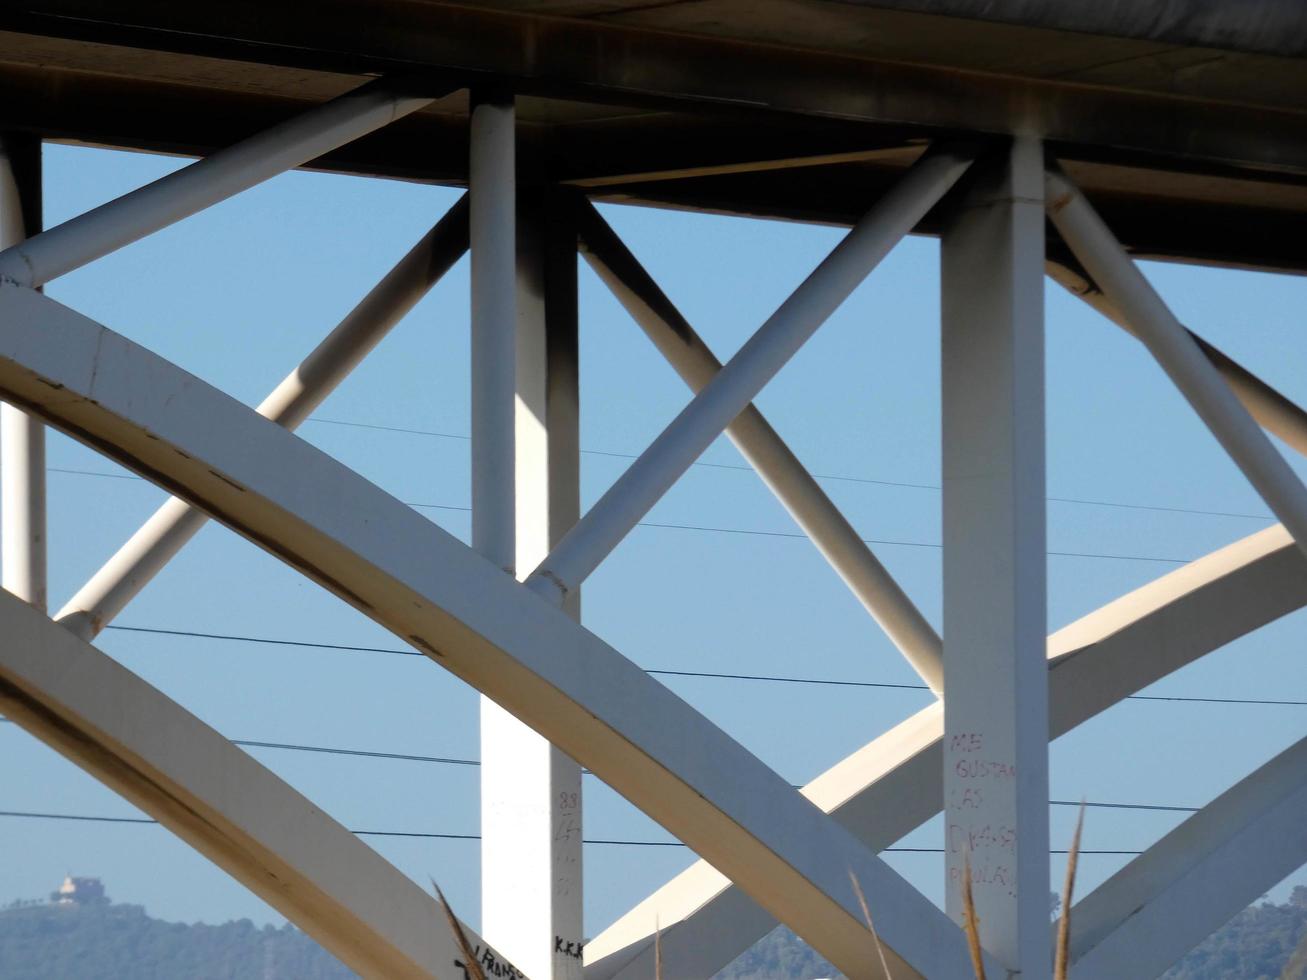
<box><xmin>654</xmin><ymin>918</ymin><xmax>663</xmax><ymax>980</ymax></box>
<box><xmin>961</xmin><ymin>851</ymin><xmax>987</xmax><ymax>980</ymax></box>
<box><xmin>1054</xmin><ymin>803</ymin><xmax>1086</xmax><ymax>980</ymax></box>
<box><xmin>431</xmin><ymin>877</ymin><xmax>487</xmax><ymax>980</ymax></box>
<box><xmin>848</xmin><ymin>870</ymin><xmax>894</xmax><ymax>979</ymax></box>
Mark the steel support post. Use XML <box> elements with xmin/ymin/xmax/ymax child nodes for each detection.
<box><xmin>54</xmin><ymin>198</ymin><xmax>469</xmax><ymax>640</ymax></box>
<box><xmin>527</xmin><ymin>147</ymin><xmax>973</xmax><ymax>604</ymax></box>
<box><xmin>467</xmin><ymin>91</ymin><xmax>591</xmax><ymax>977</ymax></box>
<box><xmin>0</xmin><ymin>133</ymin><xmax>43</xmax><ymax>610</ymax></box>
<box><xmin>483</xmin><ymin>190</ymin><xmax>584</xmax><ymax>979</ymax></box>
<box><xmin>0</xmin><ymin>79</ymin><xmax>437</xmax><ymax>289</ymax></box>
<box><xmin>1045</xmin><ymin>169</ymin><xmax>1307</xmax><ymax>559</ymax></box>
<box><xmin>469</xmin><ymin>93</ymin><xmax>517</xmax><ymax>576</ymax></box>
<box><xmin>941</xmin><ymin>138</ymin><xmax>1050</xmax><ymax>975</ymax></box>
<box><xmin>576</xmin><ymin>201</ymin><xmax>944</xmax><ymax>693</ymax></box>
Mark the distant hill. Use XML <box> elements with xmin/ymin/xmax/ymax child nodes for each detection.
<box><xmin>1160</xmin><ymin>888</ymin><xmax>1307</xmax><ymax>980</ymax></box>
<box><xmin>713</xmin><ymin>926</ymin><xmax>839</xmax><ymax>980</ymax></box>
<box><xmin>0</xmin><ymin>900</ymin><xmax>354</xmax><ymax>980</ymax></box>
<box><xmin>3</xmin><ymin>886</ymin><xmax>1306</xmax><ymax>978</ymax></box>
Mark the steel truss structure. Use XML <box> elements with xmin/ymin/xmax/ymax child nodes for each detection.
<box><xmin>2</xmin><ymin>4</ymin><xmax>1307</xmax><ymax>979</ymax></box>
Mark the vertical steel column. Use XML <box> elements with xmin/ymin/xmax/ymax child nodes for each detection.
<box><xmin>482</xmin><ymin>190</ymin><xmax>584</xmax><ymax>980</ymax></box>
<box><xmin>941</xmin><ymin>139</ymin><xmax>1050</xmax><ymax>976</ymax></box>
<box><xmin>473</xmin><ymin>97</ymin><xmax>584</xmax><ymax>978</ymax></box>
<box><xmin>470</xmin><ymin>89</ymin><xmax>521</xmax><ymax>972</ymax></box>
<box><xmin>469</xmin><ymin>93</ymin><xmax>517</xmax><ymax>575</ymax></box>
<box><xmin>0</xmin><ymin>134</ymin><xmax>44</xmax><ymax>611</ymax></box>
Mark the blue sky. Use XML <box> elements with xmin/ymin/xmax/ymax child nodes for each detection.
<box><xmin>4</xmin><ymin>142</ymin><xmax>1306</xmax><ymax>949</ymax></box>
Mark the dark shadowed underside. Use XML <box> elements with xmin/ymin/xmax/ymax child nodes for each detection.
<box><xmin>1</xmin><ymin>0</ymin><xmax>1306</xmax><ymax>272</ymax></box>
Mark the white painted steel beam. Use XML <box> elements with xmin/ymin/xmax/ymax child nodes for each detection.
<box><xmin>526</xmin><ymin>147</ymin><xmax>974</xmax><ymax>605</ymax></box>
<box><xmin>1046</xmin><ymin>169</ymin><xmax>1307</xmax><ymax>558</ymax></box>
<box><xmin>1070</xmin><ymin>735</ymin><xmax>1307</xmax><ymax>980</ymax></box>
<box><xmin>575</xmin><ymin>201</ymin><xmax>944</xmax><ymax>694</ymax></box>
<box><xmin>0</xmin><ymin>133</ymin><xmax>44</xmax><ymax>610</ymax></box>
<box><xmin>470</xmin><ymin>93</ymin><xmax>517</xmax><ymax>576</ymax></box>
<box><xmin>482</xmin><ymin>189</ymin><xmax>586</xmax><ymax>980</ymax></box>
<box><xmin>586</xmin><ymin>522</ymin><xmax>1307</xmax><ymax>980</ymax></box>
<box><xmin>1045</xmin><ymin>258</ymin><xmax>1307</xmax><ymax>462</ymax></box>
<box><xmin>0</xmin><ymin>588</ymin><xmax>515</xmax><ymax>980</ymax></box>
<box><xmin>0</xmin><ymin>285</ymin><xmax>997</xmax><ymax>980</ymax></box>
<box><xmin>0</xmin><ymin>78</ymin><xmax>439</xmax><ymax>289</ymax></box>
<box><xmin>54</xmin><ymin>197</ymin><xmax>470</xmax><ymax>640</ymax></box>
<box><xmin>940</xmin><ymin>137</ymin><xmax>1049</xmax><ymax>974</ymax></box>
<box><xmin>468</xmin><ymin>92</ymin><xmax>589</xmax><ymax>979</ymax></box>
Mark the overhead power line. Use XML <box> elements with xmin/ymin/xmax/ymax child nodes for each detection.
<box><xmin>101</xmin><ymin>623</ymin><xmax>1307</xmax><ymax>708</ymax></box>
<box><xmin>233</xmin><ymin>739</ymin><xmax>475</xmax><ymax>766</ymax></box>
<box><xmin>40</xmin><ymin>463</ymin><xmax>1195</xmax><ymax>565</ymax></box>
<box><xmin>304</xmin><ymin>416</ymin><xmax>1274</xmax><ymax>524</ymax></box>
<box><xmin>0</xmin><ymin>718</ymin><xmax>1205</xmax><ymax>815</ymax></box>
<box><xmin>0</xmin><ymin>809</ymin><xmax>654</xmax><ymax>845</ymax></box>
<box><xmin>625</xmin><ymin>518</ymin><xmax>1193</xmax><ymax>564</ymax></box>
<box><xmin>0</xmin><ymin>809</ymin><xmax>1144</xmax><ymax>855</ymax></box>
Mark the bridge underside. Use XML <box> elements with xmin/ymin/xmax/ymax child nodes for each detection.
<box><xmin>3</xmin><ymin>0</ymin><xmax>1307</xmax><ymax>272</ymax></box>
<box><xmin>2</xmin><ymin>4</ymin><xmax>1306</xmax><ymax>980</ymax></box>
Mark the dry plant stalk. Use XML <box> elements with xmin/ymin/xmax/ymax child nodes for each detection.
<box><xmin>431</xmin><ymin>877</ymin><xmax>488</xmax><ymax>980</ymax></box>
<box><xmin>848</xmin><ymin>870</ymin><xmax>895</xmax><ymax>979</ymax></box>
<box><xmin>1054</xmin><ymin>804</ymin><xmax>1086</xmax><ymax>980</ymax></box>
<box><xmin>654</xmin><ymin>918</ymin><xmax>663</xmax><ymax>980</ymax></box>
<box><xmin>960</xmin><ymin>851</ymin><xmax>987</xmax><ymax>980</ymax></box>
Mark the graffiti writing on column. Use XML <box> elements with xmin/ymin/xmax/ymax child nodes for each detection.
<box><xmin>455</xmin><ymin>945</ymin><xmax>526</xmax><ymax>980</ymax></box>
<box><xmin>554</xmin><ymin>788</ymin><xmax>580</xmax><ymax>898</ymax></box>
<box><xmin>555</xmin><ymin>936</ymin><xmax>584</xmax><ymax>959</ymax></box>
<box><xmin>554</xmin><ymin>786</ymin><xmax>584</xmax><ymax>978</ymax></box>
<box><xmin>946</xmin><ymin>732</ymin><xmax>1018</xmax><ymax>899</ymax></box>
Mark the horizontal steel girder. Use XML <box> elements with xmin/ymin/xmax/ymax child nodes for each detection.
<box><xmin>585</xmin><ymin>522</ymin><xmax>1307</xmax><ymax>979</ymax></box>
<box><xmin>0</xmin><ymin>589</ymin><xmax>507</xmax><ymax>980</ymax></box>
<box><xmin>6</xmin><ymin>1</ymin><xmax>1307</xmax><ymax>180</ymax></box>
<box><xmin>0</xmin><ymin>283</ymin><xmax>995</xmax><ymax>980</ymax></box>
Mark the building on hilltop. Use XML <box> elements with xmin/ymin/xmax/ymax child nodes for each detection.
<box><xmin>50</xmin><ymin>875</ymin><xmax>106</xmax><ymax>906</ymax></box>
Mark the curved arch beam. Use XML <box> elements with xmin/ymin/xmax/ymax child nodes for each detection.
<box><xmin>586</xmin><ymin>522</ymin><xmax>1307</xmax><ymax>980</ymax></box>
<box><xmin>1070</xmin><ymin>733</ymin><xmax>1307</xmax><ymax>979</ymax></box>
<box><xmin>0</xmin><ymin>284</ymin><xmax>993</xmax><ymax>980</ymax></box>
<box><xmin>0</xmin><ymin>588</ymin><xmax>507</xmax><ymax>980</ymax></box>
